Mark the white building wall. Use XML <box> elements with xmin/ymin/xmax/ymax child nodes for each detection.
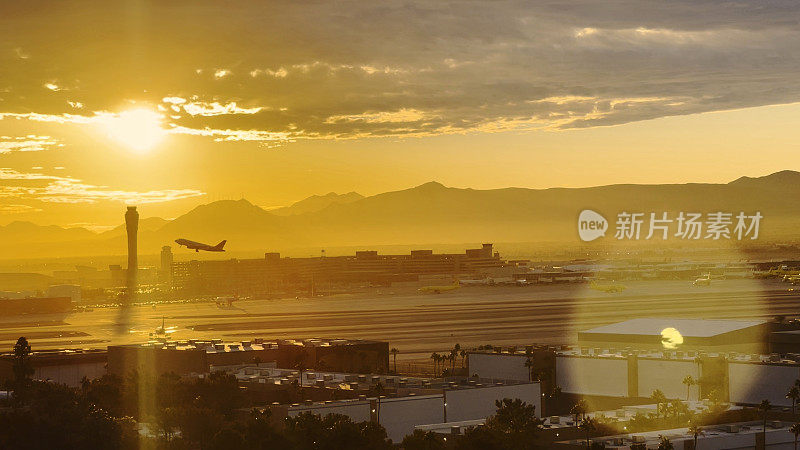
<box><xmin>445</xmin><ymin>383</ymin><xmax>541</xmax><ymax>422</ymax></box>
<box><xmin>693</xmin><ymin>429</ymin><xmax>793</xmax><ymax>449</ymax></box>
<box><xmin>467</xmin><ymin>353</ymin><xmax>528</xmax><ymax>381</ymax></box>
<box><xmin>637</xmin><ymin>359</ymin><xmax>699</xmax><ymax>400</ymax></box>
<box><xmin>557</xmin><ymin>356</ymin><xmax>628</xmax><ymax>397</ymax></box>
<box><xmin>378</xmin><ymin>395</ymin><xmax>443</xmax><ymax>443</ymax></box>
<box><xmin>288</xmin><ymin>400</ymin><xmax>371</xmax><ymax>423</ymax></box>
<box><xmin>729</xmin><ymin>362</ymin><xmax>800</xmax><ymax>406</ymax></box>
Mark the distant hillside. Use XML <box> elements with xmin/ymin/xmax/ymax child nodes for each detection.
<box><xmin>150</xmin><ymin>171</ymin><xmax>800</xmax><ymax>250</ymax></box>
<box><xmin>270</xmin><ymin>192</ymin><xmax>364</xmax><ymax>216</ymax></box>
<box><xmin>99</xmin><ymin>217</ymin><xmax>169</xmax><ymax>238</ymax></box>
<box><xmin>0</xmin><ymin>221</ymin><xmax>94</xmax><ymax>244</ymax></box>
<box><xmin>2</xmin><ymin>171</ymin><xmax>799</xmax><ymax>258</ymax></box>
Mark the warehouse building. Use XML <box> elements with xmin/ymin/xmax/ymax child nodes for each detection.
<box><xmin>578</xmin><ymin>318</ymin><xmax>772</xmax><ymax>353</ymax></box>
<box><xmin>259</xmin><ymin>372</ymin><xmax>541</xmax><ymax>442</ymax></box>
<box><xmin>108</xmin><ymin>337</ymin><xmax>389</xmax><ymax>378</ymax></box>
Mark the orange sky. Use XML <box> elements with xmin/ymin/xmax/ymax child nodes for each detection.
<box><xmin>1</xmin><ymin>1</ymin><xmax>799</xmax><ymax>228</ymax></box>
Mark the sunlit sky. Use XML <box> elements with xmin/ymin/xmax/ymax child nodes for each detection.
<box><xmin>1</xmin><ymin>0</ymin><xmax>799</xmax><ymax>229</ymax></box>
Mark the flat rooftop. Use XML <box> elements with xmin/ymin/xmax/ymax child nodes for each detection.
<box><xmin>221</xmin><ymin>365</ymin><xmax>533</xmax><ymax>392</ymax></box>
<box><xmin>581</xmin><ymin>318</ymin><xmax>766</xmax><ymax>338</ymax></box>
<box><xmin>112</xmin><ymin>337</ymin><xmax>384</xmax><ymax>353</ymax></box>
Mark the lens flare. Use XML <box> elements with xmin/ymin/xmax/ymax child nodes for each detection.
<box><xmin>661</xmin><ymin>327</ymin><xmax>684</xmax><ymax>349</ymax></box>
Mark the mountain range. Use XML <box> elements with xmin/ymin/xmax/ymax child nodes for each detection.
<box><xmin>2</xmin><ymin>170</ymin><xmax>799</xmax><ymax>258</ymax></box>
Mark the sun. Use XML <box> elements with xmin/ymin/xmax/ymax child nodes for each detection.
<box><xmin>101</xmin><ymin>109</ymin><xmax>166</xmax><ymax>152</ymax></box>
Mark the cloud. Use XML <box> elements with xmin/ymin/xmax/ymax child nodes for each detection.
<box><xmin>1</xmin><ymin>0</ymin><xmax>799</xmax><ymax>140</ymax></box>
<box><xmin>0</xmin><ymin>204</ymin><xmax>41</xmax><ymax>214</ymax></box>
<box><xmin>0</xmin><ymin>168</ymin><xmax>205</xmax><ymax>204</ymax></box>
<box><xmin>213</xmin><ymin>69</ymin><xmax>231</xmax><ymax>79</ymax></box>
<box><xmin>179</xmin><ymin>100</ymin><xmax>263</xmax><ymax>117</ymax></box>
<box><xmin>0</xmin><ymin>135</ymin><xmax>61</xmax><ymax>153</ymax></box>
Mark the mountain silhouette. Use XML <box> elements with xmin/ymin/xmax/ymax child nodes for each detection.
<box><xmin>270</xmin><ymin>192</ymin><xmax>364</xmax><ymax>216</ymax></box>
<box><xmin>1</xmin><ymin>171</ymin><xmax>798</xmax><ymax>258</ymax></box>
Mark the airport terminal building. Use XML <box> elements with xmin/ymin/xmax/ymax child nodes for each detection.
<box><xmin>171</xmin><ymin>243</ymin><xmax>506</xmax><ymax>296</ymax></box>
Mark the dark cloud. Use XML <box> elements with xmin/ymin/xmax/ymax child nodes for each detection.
<box><xmin>2</xmin><ymin>0</ymin><xmax>799</xmax><ymax>140</ymax></box>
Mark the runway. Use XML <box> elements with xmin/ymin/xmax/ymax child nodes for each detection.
<box><xmin>1</xmin><ymin>279</ymin><xmax>798</xmax><ymax>361</ymax></box>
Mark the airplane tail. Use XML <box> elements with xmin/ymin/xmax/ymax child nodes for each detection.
<box><xmin>214</xmin><ymin>240</ymin><xmax>227</xmax><ymax>251</ymax></box>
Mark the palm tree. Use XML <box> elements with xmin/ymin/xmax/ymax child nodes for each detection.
<box><xmin>524</xmin><ymin>357</ymin><xmax>534</xmax><ymax>382</ymax></box>
<box><xmin>570</xmin><ymin>399</ymin><xmax>588</xmax><ymax>425</ymax></box>
<box><xmin>790</xmin><ymin>422</ymin><xmax>800</xmax><ymax>450</ymax></box>
<box><xmin>390</xmin><ymin>348</ymin><xmax>399</xmax><ymax>373</ymax></box>
<box><xmin>657</xmin><ymin>435</ymin><xmax>674</xmax><ymax>450</ymax></box>
<box><xmin>759</xmin><ymin>399</ymin><xmax>772</xmax><ymax>435</ymax></box>
<box><xmin>430</xmin><ymin>352</ymin><xmax>439</xmax><ymax>376</ymax></box>
<box><xmin>459</xmin><ymin>349</ymin><xmax>467</xmax><ymax>368</ymax></box>
<box><xmin>579</xmin><ymin>417</ymin><xmax>596</xmax><ymax>448</ymax></box>
<box><xmin>651</xmin><ymin>389</ymin><xmax>668</xmax><ymax>419</ymax></box>
<box><xmin>682</xmin><ymin>375</ymin><xmax>696</xmax><ymax>401</ymax></box>
<box><xmin>687</xmin><ymin>423</ymin><xmax>703</xmax><ymax>449</ymax></box>
<box><xmin>788</xmin><ymin>386</ymin><xmax>800</xmax><ymax>415</ymax></box>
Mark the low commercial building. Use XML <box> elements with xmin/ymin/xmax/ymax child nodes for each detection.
<box><xmin>262</xmin><ymin>372</ymin><xmax>541</xmax><ymax>442</ymax></box>
<box><xmin>578</xmin><ymin>318</ymin><xmax>772</xmax><ymax>353</ymax></box>
<box><xmin>554</xmin><ymin>421</ymin><xmax>796</xmax><ymax>449</ymax></box>
<box><xmin>108</xmin><ymin>337</ymin><xmax>389</xmax><ymax>378</ymax></box>
<box><xmin>0</xmin><ymin>348</ymin><xmax>106</xmax><ymax>387</ymax></box>
<box><xmin>469</xmin><ymin>345</ymin><xmax>800</xmax><ymax>407</ymax></box>
<box><xmin>171</xmin><ymin>244</ymin><xmax>507</xmax><ymax>295</ymax></box>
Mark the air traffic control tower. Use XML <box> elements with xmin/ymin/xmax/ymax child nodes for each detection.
<box><xmin>125</xmin><ymin>206</ymin><xmax>139</xmax><ymax>296</ymax></box>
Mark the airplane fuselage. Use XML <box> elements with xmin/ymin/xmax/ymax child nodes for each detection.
<box><xmin>175</xmin><ymin>238</ymin><xmax>226</xmax><ymax>252</ymax></box>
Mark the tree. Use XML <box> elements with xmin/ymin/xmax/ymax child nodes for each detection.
<box><xmin>682</xmin><ymin>375</ymin><xmax>696</xmax><ymax>401</ymax></box>
<box><xmin>788</xmin><ymin>386</ymin><xmax>800</xmax><ymax>415</ymax></box>
<box><xmin>430</xmin><ymin>353</ymin><xmax>440</xmax><ymax>377</ymax></box>
<box><xmin>570</xmin><ymin>399</ymin><xmax>588</xmax><ymax>425</ymax></box>
<box><xmin>524</xmin><ymin>357</ymin><xmax>534</xmax><ymax>382</ymax></box>
<box><xmin>242</xmin><ymin>408</ymin><xmax>291</xmax><ymax>449</ymax></box>
<box><xmin>390</xmin><ymin>348</ymin><xmax>399</xmax><ymax>373</ymax></box>
<box><xmin>455</xmin><ymin>425</ymin><xmax>504</xmax><ymax>450</ymax></box>
<box><xmin>484</xmin><ymin>398</ymin><xmax>542</xmax><ymax>450</ymax></box>
<box><xmin>451</xmin><ymin>343</ymin><xmax>461</xmax><ymax>373</ymax></box>
<box><xmin>657</xmin><ymin>435</ymin><xmax>674</xmax><ymax>450</ymax></box>
<box><xmin>12</xmin><ymin>337</ymin><xmax>33</xmax><ymax>386</ymax></box>
<box><xmin>759</xmin><ymin>399</ymin><xmax>772</xmax><ymax>434</ymax></box>
<box><xmin>0</xmin><ymin>380</ymin><xmax>137</xmax><ymax>449</ymax></box>
<box><xmin>401</xmin><ymin>429</ymin><xmax>446</xmax><ymax>450</ymax></box>
<box><xmin>651</xmin><ymin>389</ymin><xmax>668</xmax><ymax>419</ymax></box>
<box><xmin>284</xmin><ymin>412</ymin><xmax>392</xmax><ymax>450</ymax></box>
<box><xmin>790</xmin><ymin>422</ymin><xmax>800</xmax><ymax>450</ymax></box>
<box><xmin>579</xmin><ymin>417</ymin><xmax>597</xmax><ymax>448</ymax></box>
<box><xmin>688</xmin><ymin>423</ymin><xmax>704</xmax><ymax>450</ymax></box>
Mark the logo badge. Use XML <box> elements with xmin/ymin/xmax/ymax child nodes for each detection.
<box><xmin>578</xmin><ymin>209</ymin><xmax>608</xmax><ymax>241</ymax></box>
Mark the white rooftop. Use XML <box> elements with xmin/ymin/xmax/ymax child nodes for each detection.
<box><xmin>581</xmin><ymin>318</ymin><xmax>765</xmax><ymax>338</ymax></box>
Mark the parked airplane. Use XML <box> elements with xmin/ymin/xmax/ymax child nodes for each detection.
<box><xmin>588</xmin><ymin>279</ymin><xmax>626</xmax><ymax>293</ymax></box>
<box><xmin>459</xmin><ymin>278</ymin><xmax>494</xmax><ymax>286</ymax></box>
<box><xmin>175</xmin><ymin>238</ymin><xmax>226</xmax><ymax>252</ymax></box>
<box><xmin>693</xmin><ymin>274</ymin><xmax>712</xmax><ymax>286</ymax></box>
<box><xmin>418</xmin><ymin>280</ymin><xmax>460</xmax><ymax>294</ymax></box>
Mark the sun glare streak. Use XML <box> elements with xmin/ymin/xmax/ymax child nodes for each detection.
<box><xmin>100</xmin><ymin>109</ymin><xmax>166</xmax><ymax>152</ymax></box>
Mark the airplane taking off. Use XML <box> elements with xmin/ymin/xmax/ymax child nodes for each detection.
<box><xmin>175</xmin><ymin>238</ymin><xmax>226</xmax><ymax>252</ymax></box>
